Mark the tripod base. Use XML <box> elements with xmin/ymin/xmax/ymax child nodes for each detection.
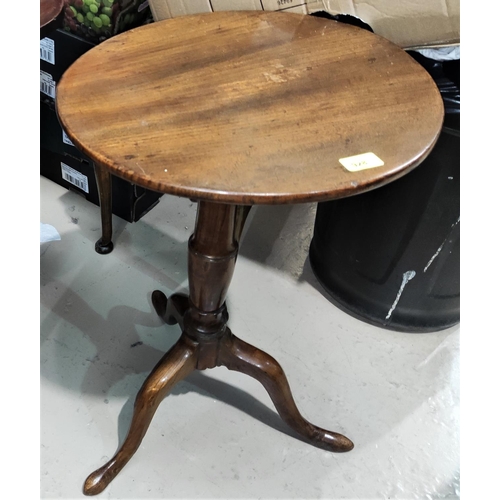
<box><xmin>83</xmin><ymin>292</ymin><xmax>353</xmax><ymax>496</ymax></box>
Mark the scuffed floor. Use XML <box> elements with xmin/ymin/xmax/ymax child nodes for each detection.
<box><xmin>40</xmin><ymin>175</ymin><xmax>459</xmax><ymax>499</ymax></box>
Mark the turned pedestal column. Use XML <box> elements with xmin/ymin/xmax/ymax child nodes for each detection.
<box><xmin>83</xmin><ymin>201</ymin><xmax>353</xmax><ymax>495</ymax></box>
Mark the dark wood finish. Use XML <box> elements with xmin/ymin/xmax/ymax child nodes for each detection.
<box><xmin>152</xmin><ymin>291</ymin><xmax>188</xmax><ymax>328</ymax></box>
<box><xmin>55</xmin><ymin>11</ymin><xmax>444</xmax><ymax>496</ymax></box>
<box><xmin>93</xmin><ymin>163</ymin><xmax>114</xmax><ymax>254</ymax></box>
<box><xmin>188</xmin><ymin>202</ymin><xmax>238</xmax><ymax>313</ymax></box>
<box><xmin>56</xmin><ymin>11</ymin><xmax>443</xmax><ymax>205</ymax></box>
<box><xmin>218</xmin><ymin>331</ymin><xmax>354</xmax><ymax>452</ymax></box>
<box><xmin>84</xmin><ymin>333</ymin><xmax>198</xmax><ymax>496</ymax></box>
<box><xmin>234</xmin><ymin>205</ymin><xmax>252</xmax><ymax>243</ymax></box>
<box><xmin>85</xmin><ymin>201</ymin><xmax>353</xmax><ymax>495</ymax></box>
<box><xmin>40</xmin><ymin>0</ymin><xmax>64</xmax><ymax>38</ymax></box>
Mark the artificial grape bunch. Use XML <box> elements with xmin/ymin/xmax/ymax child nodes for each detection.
<box><xmin>62</xmin><ymin>0</ymin><xmax>141</xmax><ymax>43</ymax></box>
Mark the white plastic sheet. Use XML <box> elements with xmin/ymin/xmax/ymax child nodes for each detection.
<box><xmin>415</xmin><ymin>46</ymin><xmax>460</xmax><ymax>61</ymax></box>
<box><xmin>40</xmin><ymin>222</ymin><xmax>61</xmax><ymax>244</ymax></box>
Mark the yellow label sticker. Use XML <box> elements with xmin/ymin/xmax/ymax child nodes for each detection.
<box><xmin>339</xmin><ymin>152</ymin><xmax>384</xmax><ymax>172</ymax></box>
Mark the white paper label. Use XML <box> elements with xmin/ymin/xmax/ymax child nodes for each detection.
<box><xmin>339</xmin><ymin>152</ymin><xmax>384</xmax><ymax>172</ymax></box>
<box><xmin>40</xmin><ymin>70</ymin><xmax>56</xmax><ymax>98</ymax></box>
<box><xmin>62</xmin><ymin>130</ymin><xmax>75</xmax><ymax>147</ymax></box>
<box><xmin>262</xmin><ymin>0</ymin><xmax>305</xmax><ymax>10</ymax></box>
<box><xmin>40</xmin><ymin>37</ymin><xmax>55</xmax><ymax>64</ymax></box>
<box><xmin>61</xmin><ymin>162</ymin><xmax>89</xmax><ymax>193</ymax></box>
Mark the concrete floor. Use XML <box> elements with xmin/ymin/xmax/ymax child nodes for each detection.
<box><xmin>40</xmin><ymin>175</ymin><xmax>459</xmax><ymax>499</ymax></box>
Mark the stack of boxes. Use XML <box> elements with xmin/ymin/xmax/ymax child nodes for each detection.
<box><xmin>40</xmin><ymin>2</ymin><xmax>163</xmax><ymax>223</ymax></box>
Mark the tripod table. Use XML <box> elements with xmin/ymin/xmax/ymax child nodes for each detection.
<box><xmin>55</xmin><ymin>11</ymin><xmax>444</xmax><ymax>495</ymax></box>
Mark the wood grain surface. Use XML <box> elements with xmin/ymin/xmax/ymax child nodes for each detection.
<box><xmin>56</xmin><ymin>11</ymin><xmax>444</xmax><ymax>205</ymax></box>
<box><xmin>40</xmin><ymin>0</ymin><xmax>64</xmax><ymax>31</ymax></box>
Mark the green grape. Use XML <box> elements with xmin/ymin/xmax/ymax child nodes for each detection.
<box><xmin>82</xmin><ymin>4</ymin><xmax>90</xmax><ymax>13</ymax></box>
<box><xmin>102</xmin><ymin>6</ymin><xmax>112</xmax><ymax>16</ymax></box>
<box><xmin>89</xmin><ymin>4</ymin><xmax>98</xmax><ymax>13</ymax></box>
<box><xmin>83</xmin><ymin>17</ymin><xmax>91</xmax><ymax>27</ymax></box>
<box><xmin>83</xmin><ymin>0</ymin><xmax>93</xmax><ymax>5</ymax></box>
<box><xmin>76</xmin><ymin>13</ymin><xmax>84</xmax><ymax>23</ymax></box>
<box><xmin>102</xmin><ymin>0</ymin><xmax>113</xmax><ymax>7</ymax></box>
<box><xmin>86</xmin><ymin>12</ymin><xmax>94</xmax><ymax>21</ymax></box>
<box><xmin>93</xmin><ymin>16</ymin><xmax>103</xmax><ymax>28</ymax></box>
<box><xmin>99</xmin><ymin>14</ymin><xmax>111</xmax><ymax>26</ymax></box>
<box><xmin>69</xmin><ymin>6</ymin><xmax>77</xmax><ymax>16</ymax></box>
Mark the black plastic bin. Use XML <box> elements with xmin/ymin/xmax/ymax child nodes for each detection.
<box><xmin>309</xmin><ymin>53</ymin><xmax>460</xmax><ymax>333</ymax></box>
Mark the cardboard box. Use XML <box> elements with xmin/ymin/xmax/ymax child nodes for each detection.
<box><xmin>40</xmin><ymin>147</ymin><xmax>163</xmax><ymax>223</ymax></box>
<box><xmin>40</xmin><ymin>29</ymin><xmax>95</xmax><ymax>108</ymax></box>
<box><xmin>61</xmin><ymin>0</ymin><xmax>152</xmax><ymax>45</ymax></box>
<box><xmin>40</xmin><ymin>29</ymin><xmax>163</xmax><ymax>223</ymax></box>
<box><xmin>148</xmin><ymin>0</ymin><xmax>460</xmax><ymax>49</ymax></box>
<box><xmin>41</xmin><ymin>98</ymin><xmax>98</xmax><ymax>165</ymax></box>
<box><xmin>40</xmin><ymin>7</ymin><xmax>153</xmax><ymax>106</ymax></box>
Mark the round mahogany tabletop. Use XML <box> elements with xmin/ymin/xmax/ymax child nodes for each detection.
<box><xmin>40</xmin><ymin>0</ymin><xmax>64</xmax><ymax>34</ymax></box>
<box><xmin>56</xmin><ymin>11</ymin><xmax>444</xmax><ymax>205</ymax></box>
